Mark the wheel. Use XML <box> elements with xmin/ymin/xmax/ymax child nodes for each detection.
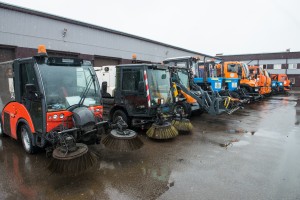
<box><xmin>173</xmin><ymin>101</ymin><xmax>192</xmax><ymax>118</ymax></box>
<box><xmin>112</xmin><ymin>110</ymin><xmax>129</xmax><ymax>125</ymax></box>
<box><xmin>0</xmin><ymin>118</ymin><xmax>4</xmax><ymax>137</ymax></box>
<box><xmin>230</xmin><ymin>91</ymin><xmax>240</xmax><ymax>99</ymax></box>
<box><xmin>20</xmin><ymin>124</ymin><xmax>36</xmax><ymax>154</ymax></box>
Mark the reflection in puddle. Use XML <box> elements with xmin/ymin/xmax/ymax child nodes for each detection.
<box><xmin>295</xmin><ymin>98</ymin><xmax>300</xmax><ymax>125</ymax></box>
<box><xmin>141</xmin><ymin>165</ymin><xmax>170</xmax><ymax>182</ymax></box>
<box><xmin>0</xmin><ymin>139</ymin><xmax>3</xmax><ymax>151</ymax></box>
<box><xmin>99</xmin><ymin>161</ymin><xmax>115</xmax><ymax>170</ymax></box>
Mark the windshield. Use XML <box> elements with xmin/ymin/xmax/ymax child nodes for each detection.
<box><xmin>197</xmin><ymin>62</ymin><xmax>220</xmax><ymax>78</ymax></box>
<box><xmin>39</xmin><ymin>64</ymin><xmax>101</xmax><ymax>111</ymax></box>
<box><xmin>147</xmin><ymin>68</ymin><xmax>172</xmax><ymax>105</ymax></box>
<box><xmin>227</xmin><ymin>64</ymin><xmax>239</xmax><ymax>73</ymax></box>
<box><xmin>175</xmin><ymin>69</ymin><xmax>189</xmax><ymax>89</ymax></box>
<box><xmin>242</xmin><ymin>63</ymin><xmax>250</xmax><ymax>78</ymax></box>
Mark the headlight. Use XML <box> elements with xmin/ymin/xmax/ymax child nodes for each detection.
<box><xmin>255</xmin><ymin>88</ymin><xmax>258</xmax><ymax>92</ymax></box>
<box><xmin>53</xmin><ymin>114</ymin><xmax>58</xmax><ymax>119</ymax></box>
<box><xmin>59</xmin><ymin>114</ymin><xmax>64</xmax><ymax>119</ymax></box>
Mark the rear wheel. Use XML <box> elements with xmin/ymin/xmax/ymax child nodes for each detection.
<box><xmin>20</xmin><ymin>124</ymin><xmax>36</xmax><ymax>154</ymax></box>
<box><xmin>112</xmin><ymin>110</ymin><xmax>129</xmax><ymax>125</ymax></box>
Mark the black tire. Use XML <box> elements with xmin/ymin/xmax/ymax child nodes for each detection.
<box><xmin>0</xmin><ymin>118</ymin><xmax>4</xmax><ymax>137</ymax></box>
<box><xmin>112</xmin><ymin>109</ymin><xmax>129</xmax><ymax>125</ymax></box>
<box><xmin>230</xmin><ymin>91</ymin><xmax>240</xmax><ymax>99</ymax></box>
<box><xmin>20</xmin><ymin>124</ymin><xmax>37</xmax><ymax>154</ymax></box>
<box><xmin>173</xmin><ymin>101</ymin><xmax>192</xmax><ymax>118</ymax></box>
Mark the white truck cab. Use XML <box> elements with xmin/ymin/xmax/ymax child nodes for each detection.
<box><xmin>94</xmin><ymin>66</ymin><xmax>116</xmax><ymax>97</ymax></box>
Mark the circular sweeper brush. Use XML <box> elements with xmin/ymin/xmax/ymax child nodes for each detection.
<box><xmin>172</xmin><ymin>118</ymin><xmax>193</xmax><ymax>134</ymax></box>
<box><xmin>48</xmin><ymin>137</ymin><xmax>97</xmax><ymax>175</ymax></box>
<box><xmin>102</xmin><ymin>116</ymin><xmax>143</xmax><ymax>152</ymax></box>
<box><xmin>146</xmin><ymin>122</ymin><xmax>178</xmax><ymax>139</ymax></box>
<box><xmin>102</xmin><ymin>129</ymin><xmax>143</xmax><ymax>152</ymax></box>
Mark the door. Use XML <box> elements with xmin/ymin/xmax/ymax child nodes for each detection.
<box><xmin>17</xmin><ymin>61</ymin><xmax>44</xmax><ymax>133</ymax></box>
<box><xmin>94</xmin><ymin>57</ymin><xmax>120</xmax><ymax>67</ymax></box>
<box><xmin>121</xmin><ymin>67</ymin><xmax>147</xmax><ymax>115</ymax></box>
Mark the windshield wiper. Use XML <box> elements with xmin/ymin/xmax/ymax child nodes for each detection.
<box><xmin>78</xmin><ymin>73</ymin><xmax>95</xmax><ymax>106</ymax></box>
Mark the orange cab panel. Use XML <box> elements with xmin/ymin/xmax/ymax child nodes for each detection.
<box><xmin>2</xmin><ymin>102</ymin><xmax>35</xmax><ymax>140</ymax></box>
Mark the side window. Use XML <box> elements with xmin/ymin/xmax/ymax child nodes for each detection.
<box><xmin>20</xmin><ymin>63</ymin><xmax>38</xmax><ymax>98</ymax></box>
<box><xmin>122</xmin><ymin>69</ymin><xmax>142</xmax><ymax>91</ymax></box>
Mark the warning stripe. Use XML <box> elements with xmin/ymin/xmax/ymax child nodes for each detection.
<box><xmin>144</xmin><ymin>70</ymin><xmax>151</xmax><ymax>108</ymax></box>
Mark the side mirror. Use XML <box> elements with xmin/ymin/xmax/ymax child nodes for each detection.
<box><xmin>138</xmin><ymin>81</ymin><xmax>145</xmax><ymax>93</ymax></box>
<box><xmin>161</xmin><ymin>74</ymin><xmax>167</xmax><ymax>79</ymax></box>
<box><xmin>101</xmin><ymin>81</ymin><xmax>108</xmax><ymax>94</ymax></box>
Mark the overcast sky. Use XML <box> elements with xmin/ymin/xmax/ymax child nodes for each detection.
<box><xmin>1</xmin><ymin>0</ymin><xmax>300</xmax><ymax>56</ymax></box>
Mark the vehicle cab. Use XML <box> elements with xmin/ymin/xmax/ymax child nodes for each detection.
<box><xmin>0</xmin><ymin>46</ymin><xmax>103</xmax><ymax>153</ymax></box>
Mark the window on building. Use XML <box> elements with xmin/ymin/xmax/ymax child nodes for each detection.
<box><xmin>281</xmin><ymin>64</ymin><xmax>288</xmax><ymax>69</ymax></box>
<box><xmin>274</xmin><ymin>64</ymin><xmax>281</xmax><ymax>69</ymax></box>
<box><xmin>288</xmin><ymin>64</ymin><xmax>297</xmax><ymax>69</ymax></box>
<box><xmin>267</xmin><ymin>64</ymin><xmax>274</xmax><ymax>69</ymax></box>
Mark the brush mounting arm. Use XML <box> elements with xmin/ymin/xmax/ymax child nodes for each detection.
<box><xmin>110</xmin><ymin>116</ymin><xmax>130</xmax><ymax>134</ymax></box>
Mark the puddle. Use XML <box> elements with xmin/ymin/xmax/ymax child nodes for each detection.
<box><xmin>99</xmin><ymin>161</ymin><xmax>115</xmax><ymax>170</ymax></box>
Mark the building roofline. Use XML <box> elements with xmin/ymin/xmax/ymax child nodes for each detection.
<box><xmin>0</xmin><ymin>2</ymin><xmax>213</xmax><ymax>58</ymax></box>
<box><xmin>219</xmin><ymin>51</ymin><xmax>300</xmax><ymax>57</ymax></box>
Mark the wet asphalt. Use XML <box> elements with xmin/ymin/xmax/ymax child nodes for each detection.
<box><xmin>0</xmin><ymin>92</ymin><xmax>300</xmax><ymax>200</ymax></box>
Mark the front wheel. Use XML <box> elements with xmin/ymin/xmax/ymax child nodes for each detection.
<box><xmin>229</xmin><ymin>91</ymin><xmax>240</xmax><ymax>99</ymax></box>
<box><xmin>112</xmin><ymin>110</ymin><xmax>129</xmax><ymax>125</ymax></box>
<box><xmin>20</xmin><ymin>124</ymin><xmax>37</xmax><ymax>154</ymax></box>
<box><xmin>173</xmin><ymin>102</ymin><xmax>192</xmax><ymax>118</ymax></box>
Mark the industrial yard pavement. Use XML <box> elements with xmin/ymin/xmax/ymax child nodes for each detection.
<box><xmin>0</xmin><ymin>92</ymin><xmax>299</xmax><ymax>200</ymax></box>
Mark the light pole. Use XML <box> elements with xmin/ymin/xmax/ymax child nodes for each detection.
<box><xmin>286</xmin><ymin>48</ymin><xmax>290</xmax><ymax>74</ymax></box>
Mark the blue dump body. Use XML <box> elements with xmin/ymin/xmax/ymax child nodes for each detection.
<box><xmin>224</xmin><ymin>78</ymin><xmax>240</xmax><ymax>91</ymax></box>
<box><xmin>194</xmin><ymin>77</ymin><xmax>224</xmax><ymax>92</ymax></box>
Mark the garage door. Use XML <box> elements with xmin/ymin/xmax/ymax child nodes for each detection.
<box><xmin>0</xmin><ymin>47</ymin><xmax>15</xmax><ymax>62</ymax></box>
<box><xmin>94</xmin><ymin>57</ymin><xmax>120</xmax><ymax>67</ymax></box>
